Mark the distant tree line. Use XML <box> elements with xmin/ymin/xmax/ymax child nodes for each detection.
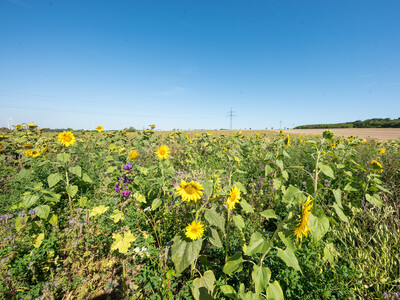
<box><xmin>295</xmin><ymin>117</ymin><xmax>400</xmax><ymax>129</ymax></box>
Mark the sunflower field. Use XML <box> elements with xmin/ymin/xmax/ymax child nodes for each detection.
<box><xmin>0</xmin><ymin>124</ymin><xmax>399</xmax><ymax>299</ymax></box>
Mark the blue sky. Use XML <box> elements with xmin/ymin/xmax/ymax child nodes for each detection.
<box><xmin>0</xmin><ymin>0</ymin><xmax>399</xmax><ymax>130</ymax></box>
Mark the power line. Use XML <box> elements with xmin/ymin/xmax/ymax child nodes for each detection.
<box><xmin>226</xmin><ymin>108</ymin><xmax>236</xmax><ymax>130</ymax></box>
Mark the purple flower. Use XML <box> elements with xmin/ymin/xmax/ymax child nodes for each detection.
<box><xmin>302</xmin><ymin>181</ymin><xmax>307</xmax><ymax>186</ymax></box>
<box><xmin>128</xmin><ymin>178</ymin><xmax>134</xmax><ymax>183</ymax></box>
<box><xmin>123</xmin><ymin>162</ymin><xmax>132</xmax><ymax>170</ymax></box>
<box><xmin>28</xmin><ymin>209</ymin><xmax>38</xmax><ymax>215</ymax></box>
<box><xmin>18</xmin><ymin>210</ymin><xmax>26</xmax><ymax>217</ymax></box>
<box><xmin>121</xmin><ymin>190</ymin><xmax>130</xmax><ymax>197</ymax></box>
<box><xmin>172</xmin><ymin>179</ymin><xmax>176</xmax><ymax>185</ymax></box>
<box><xmin>123</xmin><ymin>176</ymin><xmax>128</xmax><ymax>183</ymax></box>
<box><xmin>114</xmin><ymin>184</ymin><xmax>121</xmax><ymax>192</ymax></box>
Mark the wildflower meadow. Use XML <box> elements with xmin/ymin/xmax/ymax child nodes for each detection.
<box><xmin>0</xmin><ymin>124</ymin><xmax>399</xmax><ymax>299</ymax></box>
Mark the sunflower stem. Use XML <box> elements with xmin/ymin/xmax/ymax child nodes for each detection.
<box><xmin>65</xmin><ymin>170</ymin><xmax>73</xmax><ymax>212</ymax></box>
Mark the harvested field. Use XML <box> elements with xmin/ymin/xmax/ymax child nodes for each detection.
<box><xmin>274</xmin><ymin>128</ymin><xmax>400</xmax><ymax>142</ymax></box>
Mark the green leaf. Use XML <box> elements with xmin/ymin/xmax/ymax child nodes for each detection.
<box><xmin>244</xmin><ymin>232</ymin><xmax>268</xmax><ymax>256</ymax></box>
<box><xmin>68</xmin><ymin>166</ymin><xmax>82</xmax><ymax>177</ymax></box>
<box><xmin>266</xmin><ymin>281</ymin><xmax>284</xmax><ymax>300</ymax></box>
<box><xmin>265</xmin><ymin>164</ymin><xmax>274</xmax><ymax>176</ymax></box>
<box><xmin>57</xmin><ymin>153</ymin><xmax>70</xmax><ymax>163</ymax></box>
<box><xmin>208</xmin><ymin>227</ymin><xmax>223</xmax><ymax>248</ymax></box>
<box><xmin>375</xmin><ymin>184</ymin><xmax>390</xmax><ymax>194</ymax></box>
<box><xmin>272</xmin><ymin>179</ymin><xmax>281</xmax><ymax>190</ymax></box>
<box><xmin>240</xmin><ymin>200</ymin><xmax>254</xmax><ymax>213</ymax></box>
<box><xmin>48</xmin><ymin>214</ymin><xmax>58</xmax><ymax>227</ymax></box>
<box><xmin>282</xmin><ymin>185</ymin><xmax>305</xmax><ymax>204</ymax></box>
<box><xmin>22</xmin><ymin>194</ymin><xmax>39</xmax><ymax>208</ymax></box>
<box><xmin>220</xmin><ymin>285</ymin><xmax>237</xmax><ymax>298</ymax></box>
<box><xmin>365</xmin><ymin>194</ymin><xmax>383</xmax><ymax>208</ymax></box>
<box><xmin>252</xmin><ymin>265</ymin><xmax>271</xmax><ymax>294</ymax></box>
<box><xmin>308</xmin><ymin>214</ymin><xmax>330</xmax><ymax>242</ymax></box>
<box><xmin>223</xmin><ymin>252</ymin><xmax>243</xmax><ymax>275</ymax></box>
<box><xmin>32</xmin><ymin>233</ymin><xmax>45</xmax><ymax>248</ymax></box>
<box><xmin>343</xmin><ymin>182</ymin><xmax>357</xmax><ymax>192</ymax></box>
<box><xmin>333</xmin><ymin>203</ymin><xmax>348</xmax><ymax>222</ymax></box>
<box><xmin>66</xmin><ymin>185</ymin><xmax>78</xmax><ymax>198</ymax></box>
<box><xmin>319</xmin><ymin>163</ymin><xmax>335</xmax><ymax>179</ymax></box>
<box><xmin>151</xmin><ymin>198</ymin><xmax>162</xmax><ymax>210</ymax></box>
<box><xmin>332</xmin><ymin>189</ymin><xmax>342</xmax><ymax>208</ymax></box>
<box><xmin>278</xmin><ymin>231</ymin><xmax>295</xmax><ymax>252</ymax></box>
<box><xmin>134</xmin><ymin>192</ymin><xmax>146</xmax><ymax>203</ymax></box>
<box><xmin>281</xmin><ymin>170</ymin><xmax>289</xmax><ymax>180</ymax></box>
<box><xmin>239</xmin><ymin>291</ymin><xmax>263</xmax><ymax>300</ymax></box>
<box><xmin>205</xmin><ymin>207</ymin><xmax>225</xmax><ymax>234</ymax></box>
<box><xmin>276</xmin><ymin>247</ymin><xmax>301</xmax><ymax>272</ymax></box>
<box><xmin>171</xmin><ymin>233</ymin><xmax>202</xmax><ymax>274</ymax></box>
<box><xmin>35</xmin><ymin>205</ymin><xmax>50</xmax><ymax>219</ymax></box>
<box><xmin>48</xmin><ymin>173</ymin><xmax>63</xmax><ymax>188</ymax></box>
<box><xmin>82</xmin><ymin>173</ymin><xmax>93</xmax><ymax>183</ymax></box>
<box><xmin>323</xmin><ymin>243</ymin><xmax>338</xmax><ymax>265</ymax></box>
<box><xmin>232</xmin><ymin>214</ymin><xmax>245</xmax><ymax>230</ymax></box>
<box><xmin>90</xmin><ymin>205</ymin><xmax>109</xmax><ymax>217</ymax></box>
<box><xmin>110</xmin><ymin>210</ymin><xmax>125</xmax><ymax>223</ymax></box>
<box><xmin>260</xmin><ymin>209</ymin><xmax>278</xmax><ymax>220</ymax></box>
<box><xmin>78</xmin><ymin>196</ymin><xmax>88</xmax><ymax>207</ymax></box>
<box><xmin>111</xmin><ymin>230</ymin><xmax>136</xmax><ymax>254</ymax></box>
<box><xmin>275</xmin><ymin>159</ymin><xmax>284</xmax><ymax>171</ymax></box>
<box><xmin>202</xmin><ymin>180</ymin><xmax>214</xmax><ymax>198</ymax></box>
<box><xmin>192</xmin><ymin>270</ymin><xmax>215</xmax><ymax>300</ymax></box>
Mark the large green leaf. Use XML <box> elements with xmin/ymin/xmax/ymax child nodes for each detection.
<box><xmin>332</xmin><ymin>203</ymin><xmax>348</xmax><ymax>223</ymax></box>
<box><xmin>223</xmin><ymin>252</ymin><xmax>243</xmax><ymax>275</ymax></box>
<box><xmin>276</xmin><ymin>247</ymin><xmax>301</xmax><ymax>272</ymax></box>
<box><xmin>365</xmin><ymin>194</ymin><xmax>383</xmax><ymax>208</ymax></box>
<box><xmin>319</xmin><ymin>163</ymin><xmax>335</xmax><ymax>179</ymax></box>
<box><xmin>57</xmin><ymin>153</ymin><xmax>70</xmax><ymax>163</ymax></box>
<box><xmin>240</xmin><ymin>200</ymin><xmax>254</xmax><ymax>213</ymax></box>
<box><xmin>308</xmin><ymin>214</ymin><xmax>330</xmax><ymax>242</ymax></box>
<box><xmin>171</xmin><ymin>233</ymin><xmax>202</xmax><ymax>274</ymax></box>
<box><xmin>48</xmin><ymin>173</ymin><xmax>63</xmax><ymax>188</ymax></box>
<box><xmin>68</xmin><ymin>166</ymin><xmax>82</xmax><ymax>178</ymax></box>
<box><xmin>220</xmin><ymin>285</ymin><xmax>237</xmax><ymax>299</ymax></box>
<box><xmin>35</xmin><ymin>204</ymin><xmax>50</xmax><ymax>219</ymax></box>
<box><xmin>282</xmin><ymin>185</ymin><xmax>304</xmax><ymax>204</ymax></box>
<box><xmin>202</xmin><ymin>180</ymin><xmax>214</xmax><ymax>198</ymax></box>
<box><xmin>82</xmin><ymin>173</ymin><xmax>93</xmax><ymax>183</ymax></box>
<box><xmin>266</xmin><ymin>281</ymin><xmax>284</xmax><ymax>300</ymax></box>
<box><xmin>151</xmin><ymin>198</ymin><xmax>162</xmax><ymax>210</ymax></box>
<box><xmin>204</xmin><ymin>207</ymin><xmax>225</xmax><ymax>234</ymax></box>
<box><xmin>252</xmin><ymin>265</ymin><xmax>271</xmax><ymax>294</ymax></box>
<box><xmin>232</xmin><ymin>215</ymin><xmax>245</xmax><ymax>230</ymax></box>
<box><xmin>22</xmin><ymin>194</ymin><xmax>39</xmax><ymax>208</ymax></box>
<box><xmin>192</xmin><ymin>270</ymin><xmax>215</xmax><ymax>300</ymax></box>
<box><xmin>332</xmin><ymin>189</ymin><xmax>342</xmax><ymax>208</ymax></box>
<box><xmin>207</xmin><ymin>227</ymin><xmax>223</xmax><ymax>248</ymax></box>
<box><xmin>260</xmin><ymin>209</ymin><xmax>278</xmax><ymax>220</ymax></box>
<box><xmin>278</xmin><ymin>231</ymin><xmax>295</xmax><ymax>252</ymax></box>
<box><xmin>66</xmin><ymin>185</ymin><xmax>78</xmax><ymax>198</ymax></box>
<box><xmin>244</xmin><ymin>232</ymin><xmax>268</xmax><ymax>256</ymax></box>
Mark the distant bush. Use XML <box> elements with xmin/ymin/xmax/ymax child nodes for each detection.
<box><xmin>295</xmin><ymin>117</ymin><xmax>400</xmax><ymax>129</ymax></box>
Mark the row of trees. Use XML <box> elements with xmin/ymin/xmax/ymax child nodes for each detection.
<box><xmin>295</xmin><ymin>117</ymin><xmax>400</xmax><ymax>129</ymax></box>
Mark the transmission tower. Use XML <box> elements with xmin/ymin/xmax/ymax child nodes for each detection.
<box><xmin>227</xmin><ymin>108</ymin><xmax>236</xmax><ymax>130</ymax></box>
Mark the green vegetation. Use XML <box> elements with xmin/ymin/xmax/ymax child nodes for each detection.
<box><xmin>0</xmin><ymin>125</ymin><xmax>399</xmax><ymax>299</ymax></box>
<box><xmin>295</xmin><ymin>117</ymin><xmax>400</xmax><ymax>129</ymax></box>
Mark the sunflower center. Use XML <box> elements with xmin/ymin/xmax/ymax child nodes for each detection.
<box><xmin>64</xmin><ymin>136</ymin><xmax>72</xmax><ymax>142</ymax></box>
<box><xmin>159</xmin><ymin>149</ymin><xmax>166</xmax><ymax>155</ymax></box>
<box><xmin>184</xmin><ymin>184</ymin><xmax>196</xmax><ymax>195</ymax></box>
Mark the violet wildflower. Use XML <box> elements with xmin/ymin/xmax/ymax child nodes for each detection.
<box><xmin>123</xmin><ymin>162</ymin><xmax>132</xmax><ymax>170</ymax></box>
<box><xmin>28</xmin><ymin>209</ymin><xmax>38</xmax><ymax>215</ymax></box>
<box><xmin>121</xmin><ymin>190</ymin><xmax>130</xmax><ymax>197</ymax></box>
<box><xmin>18</xmin><ymin>210</ymin><xmax>26</xmax><ymax>217</ymax></box>
<box><xmin>114</xmin><ymin>184</ymin><xmax>121</xmax><ymax>192</ymax></box>
<box><xmin>172</xmin><ymin>179</ymin><xmax>176</xmax><ymax>185</ymax></box>
<box><xmin>302</xmin><ymin>181</ymin><xmax>307</xmax><ymax>186</ymax></box>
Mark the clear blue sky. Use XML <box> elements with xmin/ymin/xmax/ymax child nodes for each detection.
<box><xmin>1</xmin><ymin>0</ymin><xmax>399</xmax><ymax>130</ymax></box>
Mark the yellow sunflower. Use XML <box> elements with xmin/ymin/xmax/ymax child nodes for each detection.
<box><xmin>27</xmin><ymin>123</ymin><xmax>38</xmax><ymax>129</ymax></box>
<box><xmin>377</xmin><ymin>148</ymin><xmax>386</xmax><ymax>154</ymax></box>
<box><xmin>30</xmin><ymin>149</ymin><xmax>40</xmax><ymax>157</ymax></box>
<box><xmin>284</xmin><ymin>134</ymin><xmax>291</xmax><ymax>148</ymax></box>
<box><xmin>176</xmin><ymin>180</ymin><xmax>204</xmax><ymax>203</ymax></box>
<box><xmin>294</xmin><ymin>196</ymin><xmax>313</xmax><ymax>243</ymax></box>
<box><xmin>150</xmin><ymin>124</ymin><xmax>156</xmax><ymax>129</ymax></box>
<box><xmin>16</xmin><ymin>124</ymin><xmax>22</xmax><ymax>131</ymax></box>
<box><xmin>96</xmin><ymin>126</ymin><xmax>104</xmax><ymax>133</ymax></box>
<box><xmin>57</xmin><ymin>131</ymin><xmax>76</xmax><ymax>147</ymax></box>
<box><xmin>225</xmin><ymin>186</ymin><xmax>241</xmax><ymax>210</ymax></box>
<box><xmin>128</xmin><ymin>149</ymin><xmax>139</xmax><ymax>160</ymax></box>
<box><xmin>155</xmin><ymin>145</ymin><xmax>170</xmax><ymax>160</ymax></box>
<box><xmin>370</xmin><ymin>160</ymin><xmax>383</xmax><ymax>173</ymax></box>
<box><xmin>185</xmin><ymin>220</ymin><xmax>204</xmax><ymax>241</ymax></box>
<box><xmin>24</xmin><ymin>150</ymin><xmax>33</xmax><ymax>156</ymax></box>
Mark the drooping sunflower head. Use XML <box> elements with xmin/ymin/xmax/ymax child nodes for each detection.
<box><xmin>370</xmin><ymin>160</ymin><xmax>383</xmax><ymax>173</ymax></box>
<box><xmin>57</xmin><ymin>131</ymin><xmax>76</xmax><ymax>147</ymax></box>
<box><xmin>176</xmin><ymin>180</ymin><xmax>204</xmax><ymax>203</ymax></box>
<box><xmin>155</xmin><ymin>145</ymin><xmax>170</xmax><ymax>160</ymax></box>
<box><xmin>96</xmin><ymin>126</ymin><xmax>104</xmax><ymax>133</ymax></box>
<box><xmin>27</xmin><ymin>123</ymin><xmax>38</xmax><ymax>129</ymax></box>
<box><xmin>185</xmin><ymin>220</ymin><xmax>204</xmax><ymax>241</ymax></box>
<box><xmin>284</xmin><ymin>134</ymin><xmax>291</xmax><ymax>148</ymax></box>
<box><xmin>224</xmin><ymin>185</ymin><xmax>241</xmax><ymax>210</ymax></box>
<box><xmin>294</xmin><ymin>196</ymin><xmax>313</xmax><ymax>243</ymax></box>
<box><xmin>128</xmin><ymin>149</ymin><xmax>139</xmax><ymax>160</ymax></box>
<box><xmin>15</xmin><ymin>124</ymin><xmax>23</xmax><ymax>131</ymax></box>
